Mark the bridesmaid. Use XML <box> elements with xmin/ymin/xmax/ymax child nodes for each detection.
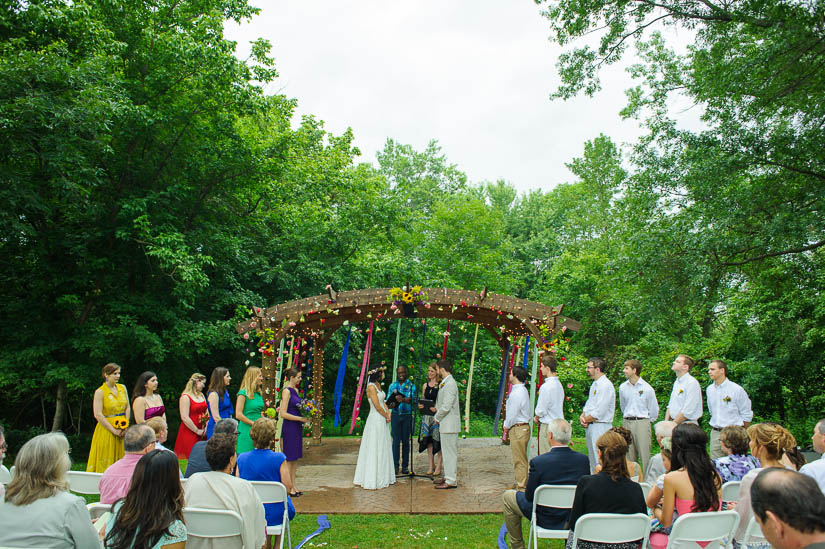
<box><xmin>87</xmin><ymin>363</ymin><xmax>131</xmax><ymax>472</ymax></box>
<box><xmin>417</xmin><ymin>362</ymin><xmax>443</xmax><ymax>476</ymax></box>
<box><xmin>205</xmin><ymin>367</ymin><xmax>233</xmax><ymax>439</ymax></box>
<box><xmin>279</xmin><ymin>368</ymin><xmax>309</xmax><ymax>497</ymax></box>
<box><xmin>173</xmin><ymin>372</ymin><xmax>208</xmax><ymax>459</ymax></box>
<box><xmin>132</xmin><ymin>371</ymin><xmax>166</xmax><ymax>424</ymax></box>
<box><xmin>235</xmin><ymin>367</ymin><xmax>265</xmax><ymax>454</ymax></box>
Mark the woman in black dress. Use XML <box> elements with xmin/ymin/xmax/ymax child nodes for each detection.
<box><xmin>417</xmin><ymin>362</ymin><xmax>442</xmax><ymax>476</ymax></box>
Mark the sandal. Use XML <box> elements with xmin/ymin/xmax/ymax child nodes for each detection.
<box><xmin>289</xmin><ymin>491</ymin><xmax>302</xmax><ymax>498</ymax></box>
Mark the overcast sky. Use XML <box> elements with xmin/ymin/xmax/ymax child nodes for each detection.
<box><xmin>224</xmin><ymin>2</ymin><xmax>692</xmax><ymax>194</ymax></box>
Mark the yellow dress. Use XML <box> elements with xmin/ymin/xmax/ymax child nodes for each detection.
<box><xmin>86</xmin><ymin>383</ymin><xmax>128</xmax><ymax>472</ymax></box>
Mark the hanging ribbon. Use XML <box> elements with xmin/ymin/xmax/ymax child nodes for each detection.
<box><xmin>522</xmin><ymin>336</ymin><xmax>530</xmax><ymax>368</ymax></box>
<box><xmin>303</xmin><ymin>342</ymin><xmax>313</xmax><ymax>395</ymax></box>
<box><xmin>463</xmin><ymin>324</ymin><xmax>480</xmax><ymax>435</ymax></box>
<box><xmin>529</xmin><ymin>337</ymin><xmax>539</xmax><ymax>422</ymax></box>
<box><xmin>392</xmin><ymin>318</ymin><xmax>401</xmax><ymax>384</ymax></box>
<box><xmin>275</xmin><ymin>338</ymin><xmax>285</xmax><ymax>401</ymax></box>
<box><xmin>442</xmin><ymin>319</ymin><xmax>450</xmax><ymax>358</ymax></box>
<box><xmin>333</xmin><ymin>326</ymin><xmax>351</xmax><ymax>427</ymax></box>
<box><xmin>349</xmin><ymin>321</ymin><xmax>374</xmax><ymax>434</ymax></box>
<box><xmin>285</xmin><ymin>336</ymin><xmax>295</xmax><ymax>371</ymax></box>
<box><xmin>493</xmin><ymin>339</ymin><xmax>511</xmax><ymax>436</ymax></box>
<box><xmin>295</xmin><ymin>515</ymin><xmax>331</xmax><ymax>549</ymax></box>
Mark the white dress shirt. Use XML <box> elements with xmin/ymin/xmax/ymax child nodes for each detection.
<box><xmin>504</xmin><ymin>383</ymin><xmax>532</xmax><ymax>429</ymax></box>
<box><xmin>535</xmin><ymin>376</ymin><xmax>564</xmax><ymax>423</ymax></box>
<box><xmin>583</xmin><ymin>375</ymin><xmax>615</xmax><ymax>424</ymax></box>
<box><xmin>706</xmin><ymin>379</ymin><xmax>753</xmax><ymax>428</ymax></box>
<box><xmin>800</xmin><ymin>455</ymin><xmax>825</xmax><ymax>495</ymax></box>
<box><xmin>667</xmin><ymin>372</ymin><xmax>703</xmax><ymax>421</ymax></box>
<box><xmin>619</xmin><ymin>377</ymin><xmax>659</xmax><ymax>420</ymax></box>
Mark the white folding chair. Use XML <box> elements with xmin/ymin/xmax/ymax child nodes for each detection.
<box><xmin>183</xmin><ymin>507</ymin><xmax>243</xmax><ymax>544</ymax></box>
<box><xmin>250</xmin><ymin>480</ymin><xmax>292</xmax><ymax>549</ymax></box>
<box><xmin>0</xmin><ymin>465</ymin><xmax>11</xmax><ymax>485</ymax></box>
<box><xmin>638</xmin><ymin>481</ymin><xmax>653</xmax><ymax>501</ymax></box>
<box><xmin>528</xmin><ymin>484</ymin><xmax>577</xmax><ymax>549</ymax></box>
<box><xmin>741</xmin><ymin>516</ymin><xmax>768</xmax><ymax>546</ymax></box>
<box><xmin>570</xmin><ymin>513</ymin><xmax>651</xmax><ymax>549</ymax></box>
<box><xmin>665</xmin><ymin>510</ymin><xmax>740</xmax><ymax>549</ymax></box>
<box><xmin>66</xmin><ymin>470</ymin><xmax>103</xmax><ymax>495</ymax></box>
<box><xmin>87</xmin><ymin>502</ymin><xmax>112</xmax><ymax>521</ymax></box>
<box><xmin>9</xmin><ymin>465</ymin><xmax>15</xmax><ymax>479</ymax></box>
<box><xmin>721</xmin><ymin>481</ymin><xmax>741</xmax><ymax>503</ymax></box>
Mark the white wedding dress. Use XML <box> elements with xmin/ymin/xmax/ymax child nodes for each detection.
<box><xmin>353</xmin><ymin>383</ymin><xmax>396</xmax><ymax>489</ymax></box>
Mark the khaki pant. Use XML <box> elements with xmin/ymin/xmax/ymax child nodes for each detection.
<box><xmin>623</xmin><ymin>418</ymin><xmax>652</xmax><ymax>476</ymax></box>
<box><xmin>538</xmin><ymin>422</ymin><xmax>550</xmax><ymax>455</ymax></box>
<box><xmin>710</xmin><ymin>428</ymin><xmax>725</xmax><ymax>459</ymax></box>
<box><xmin>441</xmin><ymin>432</ymin><xmax>458</xmax><ymax>486</ymax></box>
<box><xmin>502</xmin><ymin>489</ymin><xmax>527</xmax><ymax>549</ymax></box>
<box><xmin>585</xmin><ymin>422</ymin><xmax>612</xmax><ymax>473</ymax></box>
<box><xmin>509</xmin><ymin>424</ymin><xmax>530</xmax><ymax>489</ymax></box>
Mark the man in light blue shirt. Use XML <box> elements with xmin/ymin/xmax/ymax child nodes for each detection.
<box><xmin>800</xmin><ymin>418</ymin><xmax>825</xmax><ymax>495</ymax></box>
<box><xmin>388</xmin><ymin>366</ymin><xmax>416</xmax><ymax>475</ymax></box>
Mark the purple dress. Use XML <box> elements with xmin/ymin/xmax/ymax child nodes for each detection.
<box><xmin>144</xmin><ymin>405</ymin><xmax>166</xmax><ymax>421</ymax></box>
<box><xmin>282</xmin><ymin>387</ymin><xmax>303</xmax><ymax>461</ymax></box>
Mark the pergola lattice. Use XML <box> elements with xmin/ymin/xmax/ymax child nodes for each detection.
<box><xmin>236</xmin><ymin>287</ymin><xmax>580</xmax><ymax>443</ymax></box>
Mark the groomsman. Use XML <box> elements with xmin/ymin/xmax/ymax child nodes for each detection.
<box><xmin>619</xmin><ymin>359</ymin><xmax>659</xmax><ymax>475</ymax></box>
<box><xmin>665</xmin><ymin>354</ymin><xmax>702</xmax><ymax>425</ymax></box>
<box><xmin>534</xmin><ymin>353</ymin><xmax>564</xmax><ymax>455</ymax></box>
<box><xmin>706</xmin><ymin>359</ymin><xmax>753</xmax><ymax>459</ymax></box>
<box><xmin>433</xmin><ymin>359</ymin><xmax>460</xmax><ymax>489</ymax></box>
<box><xmin>503</xmin><ymin>366</ymin><xmax>531</xmax><ymax>490</ymax></box>
<box><xmin>579</xmin><ymin>357</ymin><xmax>615</xmax><ymax>473</ymax></box>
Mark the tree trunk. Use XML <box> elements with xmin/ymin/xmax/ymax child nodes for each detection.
<box><xmin>51</xmin><ymin>380</ymin><xmax>67</xmax><ymax>432</ymax></box>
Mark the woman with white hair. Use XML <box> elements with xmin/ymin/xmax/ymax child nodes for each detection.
<box><xmin>0</xmin><ymin>432</ymin><xmax>99</xmax><ymax>548</ymax></box>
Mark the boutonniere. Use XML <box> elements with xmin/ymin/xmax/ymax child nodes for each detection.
<box><xmin>638</xmin><ymin>389</ymin><xmax>644</xmax><ymax>396</ymax></box>
<box><xmin>439</xmin><ymin>380</ymin><xmax>446</xmax><ymax>388</ymax></box>
<box><xmin>678</xmin><ymin>389</ymin><xmax>684</xmax><ymax>395</ymax></box>
<box><xmin>723</xmin><ymin>395</ymin><xmax>732</xmax><ymax>403</ymax></box>
<box><xmin>593</xmin><ymin>389</ymin><xmax>597</xmax><ymax>395</ymax></box>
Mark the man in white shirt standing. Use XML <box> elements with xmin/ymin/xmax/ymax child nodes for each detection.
<box><xmin>579</xmin><ymin>357</ymin><xmax>615</xmax><ymax>473</ymax></box>
<box><xmin>619</xmin><ymin>359</ymin><xmax>659</xmax><ymax>475</ymax></box>
<box><xmin>665</xmin><ymin>354</ymin><xmax>702</xmax><ymax>425</ymax></box>
<box><xmin>706</xmin><ymin>359</ymin><xmax>753</xmax><ymax>459</ymax></box>
<box><xmin>800</xmin><ymin>418</ymin><xmax>825</xmax><ymax>495</ymax></box>
<box><xmin>504</xmin><ymin>366</ymin><xmax>532</xmax><ymax>490</ymax></box>
<box><xmin>534</xmin><ymin>353</ymin><xmax>564</xmax><ymax>455</ymax></box>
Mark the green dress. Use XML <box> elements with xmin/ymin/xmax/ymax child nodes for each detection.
<box><xmin>236</xmin><ymin>388</ymin><xmax>265</xmax><ymax>453</ymax></box>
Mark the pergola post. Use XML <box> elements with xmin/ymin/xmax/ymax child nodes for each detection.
<box><xmin>311</xmin><ymin>334</ymin><xmax>324</xmax><ymax>444</ymax></box>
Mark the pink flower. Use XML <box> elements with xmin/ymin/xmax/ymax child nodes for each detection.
<box><xmin>565</xmin><ymin>396</ymin><xmax>571</xmax><ymax>401</ymax></box>
<box><xmin>243</xmin><ymin>333</ymin><xmax>249</xmax><ymax>340</ymax></box>
<box><xmin>567</xmin><ymin>383</ymin><xmax>573</xmax><ymax>388</ymax></box>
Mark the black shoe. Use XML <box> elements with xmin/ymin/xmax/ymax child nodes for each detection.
<box><xmin>401</xmin><ymin>469</ymin><xmax>409</xmax><ymax>475</ymax></box>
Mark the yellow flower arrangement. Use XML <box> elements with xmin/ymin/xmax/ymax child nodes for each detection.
<box><xmin>112</xmin><ymin>417</ymin><xmax>129</xmax><ymax>430</ymax></box>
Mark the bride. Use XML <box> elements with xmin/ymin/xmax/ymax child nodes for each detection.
<box><xmin>353</xmin><ymin>367</ymin><xmax>396</xmax><ymax>490</ymax></box>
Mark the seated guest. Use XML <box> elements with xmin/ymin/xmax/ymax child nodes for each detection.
<box><xmin>750</xmin><ymin>468</ymin><xmax>825</xmax><ymax>549</ymax></box>
<box><xmin>714</xmin><ymin>425</ymin><xmax>760</xmax><ymax>483</ymax></box>
<box><xmin>800</xmin><ymin>418</ymin><xmax>825</xmax><ymax>493</ymax></box>
<box><xmin>0</xmin><ymin>432</ymin><xmax>99</xmax><ymax>548</ymax></box>
<box><xmin>502</xmin><ymin>418</ymin><xmax>590</xmax><ymax>549</ymax></box>
<box><xmin>184</xmin><ymin>434</ymin><xmax>266</xmax><ymax>549</ymax></box>
<box><xmin>184</xmin><ymin>418</ymin><xmax>238</xmax><ymax>478</ymax></box>
<box><xmin>100</xmin><ymin>424</ymin><xmax>156</xmax><ymax>504</ymax></box>
<box><xmin>146</xmin><ymin>417</ymin><xmax>174</xmax><ymax>453</ymax></box>
<box><xmin>104</xmin><ymin>449</ymin><xmax>186</xmax><ymax>548</ymax></box>
<box><xmin>238</xmin><ymin>418</ymin><xmax>296</xmax><ymax>548</ymax></box>
<box><xmin>645</xmin><ymin>438</ymin><xmax>673</xmax><ymax>510</ymax></box>
<box><xmin>645</xmin><ymin>420</ymin><xmax>676</xmax><ymax>483</ymax></box>
<box><xmin>731</xmin><ymin>423</ymin><xmax>796</xmax><ymax>549</ymax></box>
<box><xmin>566</xmin><ymin>430</ymin><xmax>647</xmax><ymax>549</ymax></box>
<box><xmin>650</xmin><ymin>423</ymin><xmax>722</xmax><ymax>549</ymax></box>
<box><xmin>595</xmin><ymin>426</ymin><xmax>642</xmax><ymax>481</ymax></box>
<box><xmin>780</xmin><ymin>446</ymin><xmax>806</xmax><ymax>471</ymax></box>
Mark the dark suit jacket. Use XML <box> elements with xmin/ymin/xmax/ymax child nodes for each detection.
<box><xmin>184</xmin><ymin>441</ymin><xmax>209</xmax><ymax>478</ymax></box>
<box><xmin>516</xmin><ymin>445</ymin><xmax>591</xmax><ymax>529</ymax></box>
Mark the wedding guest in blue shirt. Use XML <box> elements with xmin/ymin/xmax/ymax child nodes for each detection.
<box><xmin>388</xmin><ymin>366</ymin><xmax>416</xmax><ymax>475</ymax></box>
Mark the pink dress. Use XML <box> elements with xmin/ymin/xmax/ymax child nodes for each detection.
<box><xmin>650</xmin><ymin>498</ymin><xmax>716</xmax><ymax>549</ymax></box>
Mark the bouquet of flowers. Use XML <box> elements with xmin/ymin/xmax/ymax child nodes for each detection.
<box><xmin>264</xmin><ymin>407</ymin><xmax>278</xmax><ymax>419</ymax></box>
<box><xmin>112</xmin><ymin>416</ymin><xmax>129</xmax><ymax>430</ymax></box>
<box><xmin>389</xmin><ymin>285</ymin><xmax>427</xmax><ymax>307</ymax></box>
<box><xmin>298</xmin><ymin>398</ymin><xmax>321</xmax><ymax>431</ymax></box>
<box><xmin>198</xmin><ymin>410</ymin><xmax>210</xmax><ymax>429</ymax></box>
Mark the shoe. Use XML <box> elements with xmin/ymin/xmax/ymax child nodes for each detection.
<box><xmin>435</xmin><ymin>482</ymin><xmax>457</xmax><ymax>489</ymax></box>
<box><xmin>401</xmin><ymin>469</ymin><xmax>409</xmax><ymax>475</ymax></box>
<box><xmin>432</xmin><ymin>476</ymin><xmax>445</xmax><ymax>484</ymax></box>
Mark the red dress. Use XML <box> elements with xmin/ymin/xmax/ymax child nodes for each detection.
<box><xmin>173</xmin><ymin>395</ymin><xmax>208</xmax><ymax>458</ymax></box>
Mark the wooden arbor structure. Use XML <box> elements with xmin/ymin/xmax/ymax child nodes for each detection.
<box><xmin>236</xmin><ymin>287</ymin><xmax>580</xmax><ymax>443</ymax></box>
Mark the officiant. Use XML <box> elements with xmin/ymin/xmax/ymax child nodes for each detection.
<box><xmin>387</xmin><ymin>365</ymin><xmax>416</xmax><ymax>475</ymax></box>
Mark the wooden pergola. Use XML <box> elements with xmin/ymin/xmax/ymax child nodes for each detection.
<box><xmin>236</xmin><ymin>287</ymin><xmax>580</xmax><ymax>443</ymax></box>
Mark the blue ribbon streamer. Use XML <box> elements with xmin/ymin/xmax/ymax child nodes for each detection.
<box><xmin>333</xmin><ymin>326</ymin><xmax>352</xmax><ymax>427</ymax></box>
<box><xmin>295</xmin><ymin>515</ymin><xmax>331</xmax><ymax>549</ymax></box>
<box><xmin>493</xmin><ymin>339</ymin><xmax>511</xmax><ymax>436</ymax></box>
<box><xmin>522</xmin><ymin>336</ymin><xmax>530</xmax><ymax>367</ymax></box>
<box><xmin>497</xmin><ymin>523</ymin><xmax>508</xmax><ymax>548</ymax></box>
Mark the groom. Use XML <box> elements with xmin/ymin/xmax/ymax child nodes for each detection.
<box><xmin>433</xmin><ymin>359</ymin><xmax>460</xmax><ymax>489</ymax></box>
